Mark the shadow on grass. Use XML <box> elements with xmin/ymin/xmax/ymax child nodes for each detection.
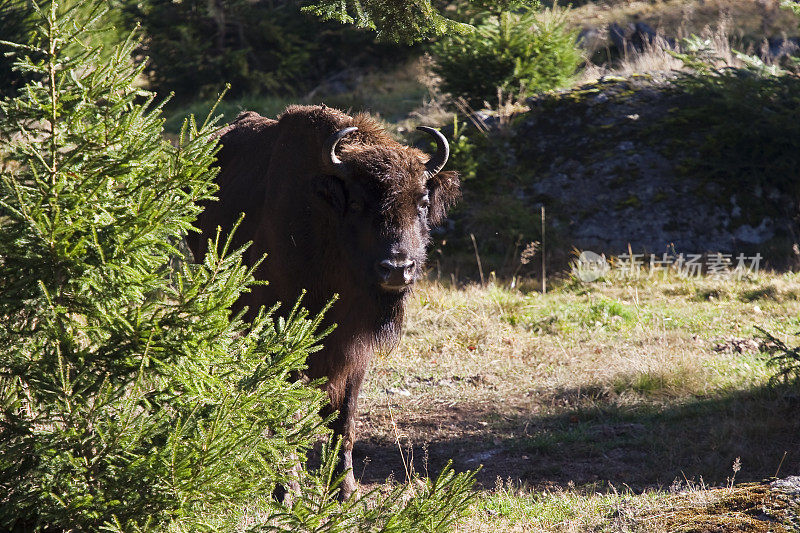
<box><xmin>354</xmin><ymin>384</ymin><xmax>800</xmax><ymax>491</ymax></box>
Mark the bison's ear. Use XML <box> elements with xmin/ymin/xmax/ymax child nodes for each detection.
<box><xmin>426</xmin><ymin>170</ymin><xmax>461</xmax><ymax>227</ymax></box>
<box><xmin>317</xmin><ymin>175</ymin><xmax>347</xmax><ymax>215</ymax></box>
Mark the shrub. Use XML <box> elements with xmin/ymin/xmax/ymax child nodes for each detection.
<box><xmin>430</xmin><ymin>5</ymin><xmax>582</xmax><ymax>106</ymax></box>
<box><xmin>0</xmin><ymin>3</ymin><xmax>475</xmax><ymax>530</ymax></box>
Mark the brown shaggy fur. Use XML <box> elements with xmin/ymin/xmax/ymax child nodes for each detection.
<box><xmin>187</xmin><ymin>105</ymin><xmax>460</xmax><ymax>499</ymax></box>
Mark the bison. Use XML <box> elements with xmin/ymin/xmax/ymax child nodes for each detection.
<box><xmin>187</xmin><ymin>104</ymin><xmax>460</xmax><ymax>499</ymax></box>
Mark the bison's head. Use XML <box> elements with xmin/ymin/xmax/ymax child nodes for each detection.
<box><xmin>314</xmin><ymin>126</ymin><xmax>460</xmax><ymax>299</ymax></box>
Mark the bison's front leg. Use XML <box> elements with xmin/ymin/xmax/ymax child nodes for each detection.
<box><xmin>325</xmin><ymin>367</ymin><xmax>366</xmax><ymax>500</ymax></box>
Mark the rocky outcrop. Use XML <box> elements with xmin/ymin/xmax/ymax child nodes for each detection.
<box><xmin>498</xmin><ymin>74</ymin><xmax>798</xmax><ymax>264</ymax></box>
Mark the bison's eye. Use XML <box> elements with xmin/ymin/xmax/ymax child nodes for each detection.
<box><xmin>417</xmin><ymin>194</ymin><xmax>430</xmax><ymax>212</ymax></box>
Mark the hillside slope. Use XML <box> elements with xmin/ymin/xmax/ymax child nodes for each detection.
<box><xmin>455</xmin><ymin>71</ymin><xmax>800</xmax><ymax>270</ymax></box>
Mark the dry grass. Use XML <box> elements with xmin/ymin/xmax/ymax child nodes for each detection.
<box><xmin>571</xmin><ymin>0</ymin><xmax>799</xmax><ymax>40</ymax></box>
<box><xmin>573</xmin><ymin>0</ymin><xmax>800</xmax><ymax>82</ymax></box>
<box><xmin>353</xmin><ymin>270</ymin><xmax>800</xmax><ymax>531</ymax></box>
<box><xmin>366</xmin><ymin>272</ymin><xmax>798</xmax><ymax>408</ymax></box>
<box><xmin>580</xmin><ymin>13</ymin><xmax>781</xmax><ymax>82</ymax></box>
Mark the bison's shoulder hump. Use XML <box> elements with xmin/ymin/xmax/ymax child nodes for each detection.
<box><xmin>214</xmin><ymin>112</ymin><xmax>279</xmax><ymax>163</ymax></box>
<box><xmin>278</xmin><ymin>105</ymin><xmax>400</xmax><ymax>148</ymax></box>
<box><xmin>217</xmin><ymin>111</ymin><xmax>277</xmax><ymax>142</ymax></box>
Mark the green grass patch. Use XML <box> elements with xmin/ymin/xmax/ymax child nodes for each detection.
<box><xmin>472</xmin><ymin>482</ymin><xmax>671</xmax><ymax>531</ymax></box>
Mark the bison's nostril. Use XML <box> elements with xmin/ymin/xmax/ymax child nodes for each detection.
<box><xmin>376</xmin><ymin>260</ymin><xmax>392</xmax><ymax>279</ymax></box>
<box><xmin>376</xmin><ymin>259</ymin><xmax>415</xmax><ymax>288</ymax></box>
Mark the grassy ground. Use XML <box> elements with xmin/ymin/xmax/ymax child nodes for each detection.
<box><xmin>352</xmin><ymin>270</ymin><xmax>800</xmax><ymax>531</ymax></box>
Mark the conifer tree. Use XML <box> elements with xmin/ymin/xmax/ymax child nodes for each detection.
<box><xmin>0</xmin><ymin>2</ymin><xmax>328</xmax><ymax>529</ymax></box>
<box><xmin>302</xmin><ymin>0</ymin><xmax>539</xmax><ymax>44</ymax></box>
<box><xmin>0</xmin><ymin>2</ymin><xmax>475</xmax><ymax>531</ymax></box>
<box><xmin>302</xmin><ymin>0</ymin><xmax>466</xmax><ymax>44</ymax></box>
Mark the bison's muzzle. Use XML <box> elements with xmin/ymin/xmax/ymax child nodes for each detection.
<box><xmin>376</xmin><ymin>256</ymin><xmax>416</xmax><ymax>291</ymax></box>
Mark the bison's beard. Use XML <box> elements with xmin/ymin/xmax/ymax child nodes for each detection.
<box><xmin>371</xmin><ymin>289</ymin><xmax>408</xmax><ymax>348</ymax></box>
<box><xmin>311</xmin><ymin>268</ymin><xmax>412</xmax><ymax>357</ymax></box>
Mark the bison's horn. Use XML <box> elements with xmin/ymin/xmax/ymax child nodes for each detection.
<box><xmin>417</xmin><ymin>126</ymin><xmax>449</xmax><ymax>176</ymax></box>
<box><xmin>323</xmin><ymin>126</ymin><xmax>358</xmax><ymax>178</ymax></box>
